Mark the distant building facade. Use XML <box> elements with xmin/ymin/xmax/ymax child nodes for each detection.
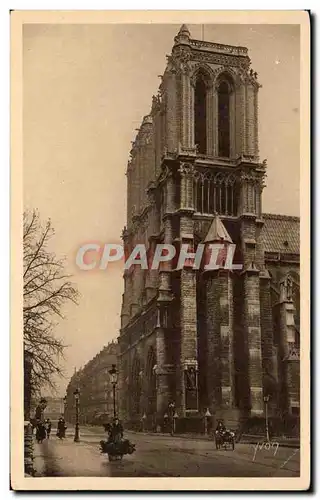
<box><xmin>118</xmin><ymin>25</ymin><xmax>300</xmax><ymax>429</ymax></box>
<box><xmin>42</xmin><ymin>396</ymin><xmax>63</xmax><ymax>421</ymax></box>
<box><xmin>30</xmin><ymin>396</ymin><xmax>63</xmax><ymax>422</ymax></box>
<box><xmin>65</xmin><ymin>341</ymin><xmax>119</xmax><ymax>424</ymax></box>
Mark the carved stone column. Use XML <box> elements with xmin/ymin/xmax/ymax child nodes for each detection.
<box><xmin>190</xmin><ymin>76</ymin><xmax>195</xmax><ymax>148</ymax></box>
<box><xmin>206</xmin><ymin>83</ymin><xmax>214</xmax><ymax>155</ymax></box>
<box><xmin>205</xmin><ymin>269</ymin><xmax>235</xmax><ymax>415</ymax></box>
<box><xmin>153</xmin><ymin>102</ymin><xmax>162</xmax><ymax>176</ymax></box>
<box><xmin>181</xmin><ymin>69</ymin><xmax>192</xmax><ymax>148</ymax></box>
<box><xmin>155</xmin><ymin>309</ymin><xmax>169</xmax><ymax>416</ymax></box>
<box><xmin>177</xmin><ymin>163</ymin><xmax>198</xmax><ymax>416</ymax></box>
<box><xmin>158</xmin><ymin>171</ymin><xmax>174</xmax><ymax>302</ymax></box>
<box><xmin>118</xmin><ymin>350</ymin><xmax>130</xmax><ymax>422</ymax></box>
<box><xmin>278</xmin><ymin>277</ymin><xmax>300</xmax><ymax>415</ymax></box>
<box><xmin>166</xmin><ymin>69</ymin><xmax>178</xmax><ymax>153</ymax></box>
<box><xmin>212</xmin><ymin>87</ymin><xmax>219</xmax><ymax>157</ymax></box>
<box><xmin>245</xmin><ymin>82</ymin><xmax>256</xmax><ymax>157</ymax></box>
<box><xmin>254</xmin><ymin>88</ymin><xmax>259</xmax><ymax>158</ymax></box>
<box><xmin>230</xmin><ymin>89</ymin><xmax>236</xmax><ymax>158</ymax></box>
<box><xmin>235</xmin><ymin>81</ymin><xmax>246</xmax><ymax>157</ymax></box>
<box><xmin>243</xmin><ymin>264</ymin><xmax>264</xmax><ymax>416</ymax></box>
<box><xmin>260</xmin><ymin>269</ymin><xmax>279</xmax><ymax>413</ymax></box>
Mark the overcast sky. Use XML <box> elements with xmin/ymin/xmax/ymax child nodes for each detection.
<box><xmin>23</xmin><ymin>23</ymin><xmax>300</xmax><ymax>395</ymax></box>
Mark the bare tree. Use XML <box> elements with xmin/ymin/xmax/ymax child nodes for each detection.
<box><xmin>23</xmin><ymin>209</ymin><xmax>79</xmax><ymax>396</ymax></box>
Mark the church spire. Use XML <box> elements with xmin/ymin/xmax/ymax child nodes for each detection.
<box><xmin>202</xmin><ymin>215</ymin><xmax>233</xmax><ymax>271</ymax></box>
<box><xmin>174</xmin><ymin>24</ymin><xmax>191</xmax><ymax>46</ymax></box>
<box><xmin>204</xmin><ymin>214</ymin><xmax>233</xmax><ymax>244</ymax></box>
<box><xmin>178</xmin><ymin>24</ymin><xmax>191</xmax><ymax>37</ymax></box>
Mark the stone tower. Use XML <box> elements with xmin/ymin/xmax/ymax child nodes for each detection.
<box><xmin>118</xmin><ymin>25</ymin><xmax>299</xmax><ymax>429</ymax></box>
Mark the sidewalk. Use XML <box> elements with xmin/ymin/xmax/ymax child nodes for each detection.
<box><xmin>32</xmin><ymin>440</ymin><xmax>47</xmax><ymax>477</ymax></box>
<box><xmin>128</xmin><ymin>429</ymin><xmax>300</xmax><ymax>448</ymax></box>
<box><xmin>32</xmin><ymin>435</ymin><xmax>109</xmax><ymax>477</ymax></box>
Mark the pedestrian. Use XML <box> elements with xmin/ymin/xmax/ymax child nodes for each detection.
<box><xmin>35</xmin><ymin>421</ymin><xmax>46</xmax><ymax>443</ymax></box>
<box><xmin>110</xmin><ymin>417</ymin><xmax>123</xmax><ymax>444</ymax></box>
<box><xmin>216</xmin><ymin>419</ymin><xmax>226</xmax><ymax>433</ymax></box>
<box><xmin>34</xmin><ymin>398</ymin><xmax>47</xmax><ymax>443</ymax></box>
<box><xmin>103</xmin><ymin>422</ymin><xmax>111</xmax><ymax>435</ymax></box>
<box><xmin>45</xmin><ymin>418</ymin><xmax>52</xmax><ymax>439</ymax></box>
<box><xmin>57</xmin><ymin>416</ymin><xmax>67</xmax><ymax>439</ymax></box>
<box><xmin>34</xmin><ymin>398</ymin><xmax>47</xmax><ymax>421</ymax></box>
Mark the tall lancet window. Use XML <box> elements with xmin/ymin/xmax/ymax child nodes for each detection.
<box><xmin>218</xmin><ymin>79</ymin><xmax>231</xmax><ymax>157</ymax></box>
<box><xmin>194</xmin><ymin>72</ymin><xmax>207</xmax><ymax>155</ymax></box>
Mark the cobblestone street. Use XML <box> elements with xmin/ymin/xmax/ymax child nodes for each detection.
<box><xmin>32</xmin><ymin>426</ymin><xmax>300</xmax><ymax>478</ymax></box>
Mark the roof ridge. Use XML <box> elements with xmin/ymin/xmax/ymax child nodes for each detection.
<box><xmin>262</xmin><ymin>212</ymin><xmax>300</xmax><ymax>222</ymax></box>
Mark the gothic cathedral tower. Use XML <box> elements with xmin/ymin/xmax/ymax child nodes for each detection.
<box><xmin>118</xmin><ymin>25</ymin><xmax>281</xmax><ymax>428</ymax></box>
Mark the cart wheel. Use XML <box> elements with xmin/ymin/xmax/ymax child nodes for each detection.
<box><xmin>108</xmin><ymin>455</ymin><xmax>114</xmax><ymax>462</ymax></box>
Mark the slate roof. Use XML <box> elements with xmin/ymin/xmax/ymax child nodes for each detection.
<box><xmin>261</xmin><ymin>213</ymin><xmax>300</xmax><ymax>255</ymax></box>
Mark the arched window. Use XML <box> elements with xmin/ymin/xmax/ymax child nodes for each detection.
<box><xmin>203</xmin><ymin>178</ymin><xmax>209</xmax><ymax>214</ymax></box>
<box><xmin>194</xmin><ymin>72</ymin><xmax>207</xmax><ymax>154</ymax></box>
<box><xmin>209</xmin><ymin>180</ymin><xmax>215</xmax><ymax>213</ymax></box>
<box><xmin>195</xmin><ymin>178</ymin><xmax>203</xmax><ymax>213</ymax></box>
<box><xmin>218</xmin><ymin>79</ymin><xmax>232</xmax><ymax>157</ymax></box>
<box><xmin>193</xmin><ymin>171</ymin><xmax>239</xmax><ymax>216</ymax></box>
<box><xmin>221</xmin><ymin>182</ymin><xmax>227</xmax><ymax>214</ymax></box>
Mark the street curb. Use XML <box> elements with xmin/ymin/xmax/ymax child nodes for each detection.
<box><xmin>127</xmin><ymin>430</ymin><xmax>300</xmax><ymax>448</ymax></box>
<box><xmin>129</xmin><ymin>430</ymin><xmax>210</xmax><ymax>441</ymax></box>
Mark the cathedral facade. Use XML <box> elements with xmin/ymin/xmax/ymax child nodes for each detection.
<box><xmin>118</xmin><ymin>25</ymin><xmax>300</xmax><ymax>429</ymax></box>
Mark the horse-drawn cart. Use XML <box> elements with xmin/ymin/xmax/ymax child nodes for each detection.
<box><xmin>99</xmin><ymin>439</ymin><xmax>136</xmax><ymax>462</ymax></box>
<box><xmin>215</xmin><ymin>429</ymin><xmax>235</xmax><ymax>450</ymax></box>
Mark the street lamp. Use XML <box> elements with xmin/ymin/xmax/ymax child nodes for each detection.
<box><xmin>168</xmin><ymin>402</ymin><xmax>175</xmax><ymax>435</ymax></box>
<box><xmin>73</xmin><ymin>388</ymin><xmax>80</xmax><ymax>443</ymax></box>
<box><xmin>173</xmin><ymin>411</ymin><xmax>178</xmax><ymax>434</ymax></box>
<box><xmin>204</xmin><ymin>408</ymin><xmax>211</xmax><ymax>436</ymax></box>
<box><xmin>264</xmin><ymin>395</ymin><xmax>270</xmax><ymax>442</ymax></box>
<box><xmin>141</xmin><ymin>412</ymin><xmax>147</xmax><ymax>432</ymax></box>
<box><xmin>108</xmin><ymin>364</ymin><xmax>118</xmax><ymax>418</ymax></box>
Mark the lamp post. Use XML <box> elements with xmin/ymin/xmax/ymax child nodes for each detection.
<box><xmin>163</xmin><ymin>412</ymin><xmax>168</xmax><ymax>432</ymax></box>
<box><xmin>104</xmin><ymin>379</ymin><xmax>108</xmax><ymax>415</ymax></box>
<box><xmin>168</xmin><ymin>401</ymin><xmax>175</xmax><ymax>435</ymax></box>
<box><xmin>108</xmin><ymin>364</ymin><xmax>118</xmax><ymax>418</ymax></box>
<box><xmin>204</xmin><ymin>408</ymin><xmax>211</xmax><ymax>436</ymax></box>
<box><xmin>73</xmin><ymin>388</ymin><xmax>80</xmax><ymax>443</ymax></box>
<box><xmin>264</xmin><ymin>395</ymin><xmax>270</xmax><ymax>442</ymax></box>
<box><xmin>173</xmin><ymin>411</ymin><xmax>178</xmax><ymax>434</ymax></box>
<box><xmin>141</xmin><ymin>412</ymin><xmax>147</xmax><ymax>432</ymax></box>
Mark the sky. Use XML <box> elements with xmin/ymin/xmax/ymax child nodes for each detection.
<box><xmin>23</xmin><ymin>23</ymin><xmax>300</xmax><ymax>395</ymax></box>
